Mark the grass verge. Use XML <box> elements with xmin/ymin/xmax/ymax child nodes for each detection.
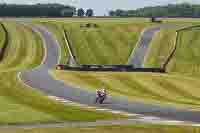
<box><xmin>3</xmin><ymin>125</ymin><xmax>200</xmax><ymax>133</ymax></box>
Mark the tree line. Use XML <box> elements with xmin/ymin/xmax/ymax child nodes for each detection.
<box><xmin>109</xmin><ymin>3</ymin><xmax>200</xmax><ymax>17</ymax></box>
<box><xmin>0</xmin><ymin>4</ymin><xmax>94</xmax><ymax>17</ymax></box>
<box><xmin>77</xmin><ymin>8</ymin><xmax>94</xmax><ymax>17</ymax></box>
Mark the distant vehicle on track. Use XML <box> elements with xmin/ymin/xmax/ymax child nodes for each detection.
<box><xmin>151</xmin><ymin>17</ymin><xmax>162</xmax><ymax>23</ymax></box>
<box><xmin>80</xmin><ymin>23</ymin><xmax>99</xmax><ymax>28</ymax></box>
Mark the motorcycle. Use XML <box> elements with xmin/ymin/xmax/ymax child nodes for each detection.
<box><xmin>95</xmin><ymin>91</ymin><xmax>107</xmax><ymax>104</ymax></box>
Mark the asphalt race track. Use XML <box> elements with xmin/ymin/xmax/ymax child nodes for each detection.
<box><xmin>19</xmin><ymin>23</ymin><xmax>200</xmax><ymax>125</ymax></box>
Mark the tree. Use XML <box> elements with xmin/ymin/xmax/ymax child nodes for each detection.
<box><xmin>115</xmin><ymin>9</ymin><xmax>124</xmax><ymax>16</ymax></box>
<box><xmin>108</xmin><ymin>3</ymin><xmax>200</xmax><ymax>18</ymax></box>
<box><xmin>0</xmin><ymin>4</ymin><xmax>75</xmax><ymax>17</ymax></box>
<box><xmin>86</xmin><ymin>9</ymin><xmax>94</xmax><ymax>17</ymax></box>
<box><xmin>61</xmin><ymin>8</ymin><xmax>76</xmax><ymax>17</ymax></box>
<box><xmin>77</xmin><ymin>8</ymin><xmax>85</xmax><ymax>17</ymax></box>
<box><xmin>109</xmin><ymin>10</ymin><xmax>115</xmax><ymax>16</ymax></box>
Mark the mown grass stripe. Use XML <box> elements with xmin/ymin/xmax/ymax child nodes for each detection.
<box><xmin>62</xmin><ymin>23</ymin><xmax>146</xmax><ymax>65</ymax></box>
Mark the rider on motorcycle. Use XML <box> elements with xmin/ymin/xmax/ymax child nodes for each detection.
<box><xmin>95</xmin><ymin>87</ymin><xmax>107</xmax><ymax>104</ymax></box>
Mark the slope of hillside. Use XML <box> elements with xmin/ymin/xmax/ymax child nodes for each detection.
<box><xmin>144</xmin><ymin>29</ymin><xmax>177</xmax><ymax>68</ymax></box>
<box><xmin>64</xmin><ymin>22</ymin><xmax>149</xmax><ymax>65</ymax></box>
<box><xmin>168</xmin><ymin>27</ymin><xmax>200</xmax><ymax>73</ymax></box>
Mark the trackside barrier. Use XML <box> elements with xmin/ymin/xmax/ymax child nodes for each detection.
<box><xmin>162</xmin><ymin>25</ymin><xmax>200</xmax><ymax>71</ymax></box>
<box><xmin>63</xmin><ymin>29</ymin><xmax>77</xmax><ymax>66</ymax></box>
<box><xmin>161</xmin><ymin>32</ymin><xmax>178</xmax><ymax>70</ymax></box>
<box><xmin>0</xmin><ymin>23</ymin><xmax>8</xmax><ymax>62</ymax></box>
<box><xmin>56</xmin><ymin>65</ymin><xmax>165</xmax><ymax>73</ymax></box>
<box><xmin>176</xmin><ymin>25</ymin><xmax>200</xmax><ymax>32</ymax></box>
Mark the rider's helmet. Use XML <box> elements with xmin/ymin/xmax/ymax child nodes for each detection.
<box><xmin>102</xmin><ymin>88</ymin><xmax>106</xmax><ymax>94</ymax></box>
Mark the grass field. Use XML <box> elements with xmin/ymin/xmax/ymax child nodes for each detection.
<box><xmin>144</xmin><ymin>29</ymin><xmax>177</xmax><ymax>68</ymax></box>
<box><xmin>3</xmin><ymin>125</ymin><xmax>200</xmax><ymax>133</ymax></box>
<box><xmin>0</xmin><ymin>21</ymin><xmax>122</xmax><ymax>124</ymax></box>
<box><xmin>1</xmin><ymin>18</ymin><xmax>200</xmax><ymax>130</ymax></box>
<box><xmin>63</xmin><ymin>22</ymin><xmax>150</xmax><ymax>65</ymax></box>
<box><xmin>144</xmin><ymin>23</ymin><xmax>200</xmax><ymax>73</ymax></box>
<box><xmin>168</xmin><ymin>27</ymin><xmax>200</xmax><ymax>73</ymax></box>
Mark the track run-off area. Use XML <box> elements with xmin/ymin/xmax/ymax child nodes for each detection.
<box><xmin>1</xmin><ymin>21</ymin><xmax>194</xmax><ymax>129</ymax></box>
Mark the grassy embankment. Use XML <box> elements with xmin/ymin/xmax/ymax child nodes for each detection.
<box><xmin>64</xmin><ymin>22</ymin><xmax>149</xmax><ymax>65</ymax></box>
<box><xmin>32</xmin><ymin>18</ymin><xmax>150</xmax><ymax>64</ymax></box>
<box><xmin>0</xmin><ymin>22</ymin><xmax>122</xmax><ymax>124</ymax></box>
<box><xmin>145</xmin><ymin>23</ymin><xmax>200</xmax><ymax>74</ymax></box>
<box><xmin>3</xmin><ymin>125</ymin><xmax>200</xmax><ymax>133</ymax></box>
<box><xmin>145</xmin><ymin>29</ymin><xmax>177</xmax><ymax>68</ymax></box>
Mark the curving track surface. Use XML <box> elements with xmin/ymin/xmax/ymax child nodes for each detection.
<box><xmin>128</xmin><ymin>25</ymin><xmax>178</xmax><ymax>68</ymax></box>
<box><xmin>19</xmin><ymin>23</ymin><xmax>200</xmax><ymax>125</ymax></box>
